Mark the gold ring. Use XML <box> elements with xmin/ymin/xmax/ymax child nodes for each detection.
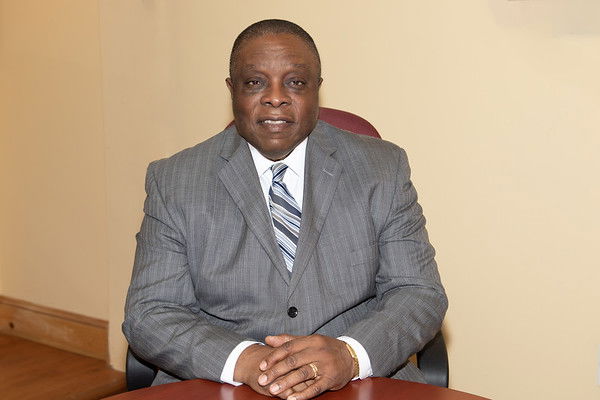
<box><xmin>308</xmin><ymin>362</ymin><xmax>319</xmax><ymax>379</ymax></box>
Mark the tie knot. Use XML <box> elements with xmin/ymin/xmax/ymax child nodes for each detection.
<box><xmin>271</xmin><ymin>163</ymin><xmax>288</xmax><ymax>183</ymax></box>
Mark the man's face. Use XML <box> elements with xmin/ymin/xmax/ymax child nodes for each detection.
<box><xmin>226</xmin><ymin>33</ymin><xmax>322</xmax><ymax>161</ymax></box>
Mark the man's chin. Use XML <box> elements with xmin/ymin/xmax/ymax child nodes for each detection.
<box><xmin>254</xmin><ymin>140</ymin><xmax>298</xmax><ymax>161</ymax></box>
<box><xmin>260</xmin><ymin>149</ymin><xmax>293</xmax><ymax>162</ymax></box>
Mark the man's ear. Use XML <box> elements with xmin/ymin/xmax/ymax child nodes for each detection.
<box><xmin>318</xmin><ymin>77</ymin><xmax>323</xmax><ymax>88</ymax></box>
<box><xmin>225</xmin><ymin>77</ymin><xmax>234</xmax><ymax>97</ymax></box>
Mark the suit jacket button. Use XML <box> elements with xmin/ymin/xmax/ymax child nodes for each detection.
<box><xmin>287</xmin><ymin>306</ymin><xmax>298</xmax><ymax>318</ymax></box>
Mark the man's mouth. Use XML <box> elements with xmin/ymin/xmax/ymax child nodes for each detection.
<box><xmin>258</xmin><ymin>118</ymin><xmax>293</xmax><ymax>125</ymax></box>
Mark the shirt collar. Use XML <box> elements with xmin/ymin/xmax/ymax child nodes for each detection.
<box><xmin>248</xmin><ymin>138</ymin><xmax>308</xmax><ymax>178</ymax></box>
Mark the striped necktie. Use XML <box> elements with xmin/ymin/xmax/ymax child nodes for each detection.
<box><xmin>269</xmin><ymin>163</ymin><xmax>301</xmax><ymax>273</ymax></box>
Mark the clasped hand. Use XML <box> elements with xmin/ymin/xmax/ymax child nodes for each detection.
<box><xmin>235</xmin><ymin>334</ymin><xmax>355</xmax><ymax>400</ymax></box>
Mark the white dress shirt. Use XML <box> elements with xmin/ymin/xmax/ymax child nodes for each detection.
<box><xmin>220</xmin><ymin>139</ymin><xmax>373</xmax><ymax>385</ymax></box>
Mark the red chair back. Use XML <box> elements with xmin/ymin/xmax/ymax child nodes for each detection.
<box><xmin>318</xmin><ymin>107</ymin><xmax>380</xmax><ymax>138</ymax></box>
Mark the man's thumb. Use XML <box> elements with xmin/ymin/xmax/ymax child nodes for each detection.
<box><xmin>265</xmin><ymin>334</ymin><xmax>297</xmax><ymax>347</ymax></box>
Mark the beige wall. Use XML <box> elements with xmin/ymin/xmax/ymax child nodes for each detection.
<box><xmin>2</xmin><ymin>1</ymin><xmax>599</xmax><ymax>399</ymax></box>
<box><xmin>0</xmin><ymin>0</ymin><xmax>108</xmax><ymax>318</ymax></box>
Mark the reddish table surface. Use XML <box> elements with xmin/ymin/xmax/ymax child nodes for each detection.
<box><xmin>103</xmin><ymin>378</ymin><xmax>490</xmax><ymax>400</ymax></box>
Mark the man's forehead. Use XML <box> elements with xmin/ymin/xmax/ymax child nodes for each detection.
<box><xmin>233</xmin><ymin>36</ymin><xmax>319</xmax><ymax>75</ymax></box>
<box><xmin>230</xmin><ymin>31</ymin><xmax>321</xmax><ymax>78</ymax></box>
<box><xmin>239</xmin><ymin>62</ymin><xmax>312</xmax><ymax>71</ymax></box>
<box><xmin>238</xmin><ymin>34</ymin><xmax>311</xmax><ymax>55</ymax></box>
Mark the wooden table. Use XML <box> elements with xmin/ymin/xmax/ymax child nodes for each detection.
<box><xmin>103</xmin><ymin>378</ymin><xmax>490</xmax><ymax>400</ymax></box>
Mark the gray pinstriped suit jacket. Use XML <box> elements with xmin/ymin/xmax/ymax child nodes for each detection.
<box><xmin>123</xmin><ymin>120</ymin><xmax>447</xmax><ymax>386</ymax></box>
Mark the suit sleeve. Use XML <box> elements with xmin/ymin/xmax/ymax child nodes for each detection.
<box><xmin>342</xmin><ymin>148</ymin><xmax>448</xmax><ymax>377</ymax></box>
<box><xmin>122</xmin><ymin>161</ymin><xmax>248</xmax><ymax>381</ymax></box>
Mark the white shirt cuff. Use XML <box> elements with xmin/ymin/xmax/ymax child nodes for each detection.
<box><xmin>337</xmin><ymin>336</ymin><xmax>373</xmax><ymax>380</ymax></box>
<box><xmin>220</xmin><ymin>340</ymin><xmax>263</xmax><ymax>386</ymax></box>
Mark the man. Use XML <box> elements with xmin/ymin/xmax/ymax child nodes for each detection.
<box><xmin>123</xmin><ymin>19</ymin><xmax>447</xmax><ymax>400</ymax></box>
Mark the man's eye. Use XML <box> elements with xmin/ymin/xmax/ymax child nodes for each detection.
<box><xmin>245</xmin><ymin>80</ymin><xmax>262</xmax><ymax>86</ymax></box>
<box><xmin>290</xmin><ymin>80</ymin><xmax>306</xmax><ymax>87</ymax></box>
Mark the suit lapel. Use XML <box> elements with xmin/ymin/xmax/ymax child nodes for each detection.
<box><xmin>217</xmin><ymin>128</ymin><xmax>291</xmax><ymax>284</ymax></box>
<box><xmin>289</xmin><ymin>122</ymin><xmax>342</xmax><ymax>296</ymax></box>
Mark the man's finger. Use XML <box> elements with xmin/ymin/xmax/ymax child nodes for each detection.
<box><xmin>259</xmin><ymin>352</ymin><xmax>311</xmax><ymax>386</ymax></box>
<box><xmin>276</xmin><ymin>379</ymin><xmax>315</xmax><ymax>400</ymax></box>
<box><xmin>259</xmin><ymin>336</ymin><xmax>307</xmax><ymax>373</ymax></box>
<box><xmin>268</xmin><ymin>363</ymin><xmax>319</xmax><ymax>396</ymax></box>
<box><xmin>261</xmin><ymin>334</ymin><xmax>300</xmax><ymax>370</ymax></box>
<box><xmin>286</xmin><ymin>377</ymin><xmax>328</xmax><ymax>400</ymax></box>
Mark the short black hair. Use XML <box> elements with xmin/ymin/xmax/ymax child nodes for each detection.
<box><xmin>229</xmin><ymin>19</ymin><xmax>321</xmax><ymax>77</ymax></box>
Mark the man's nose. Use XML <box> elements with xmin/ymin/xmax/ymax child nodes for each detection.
<box><xmin>261</xmin><ymin>83</ymin><xmax>290</xmax><ymax>107</ymax></box>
